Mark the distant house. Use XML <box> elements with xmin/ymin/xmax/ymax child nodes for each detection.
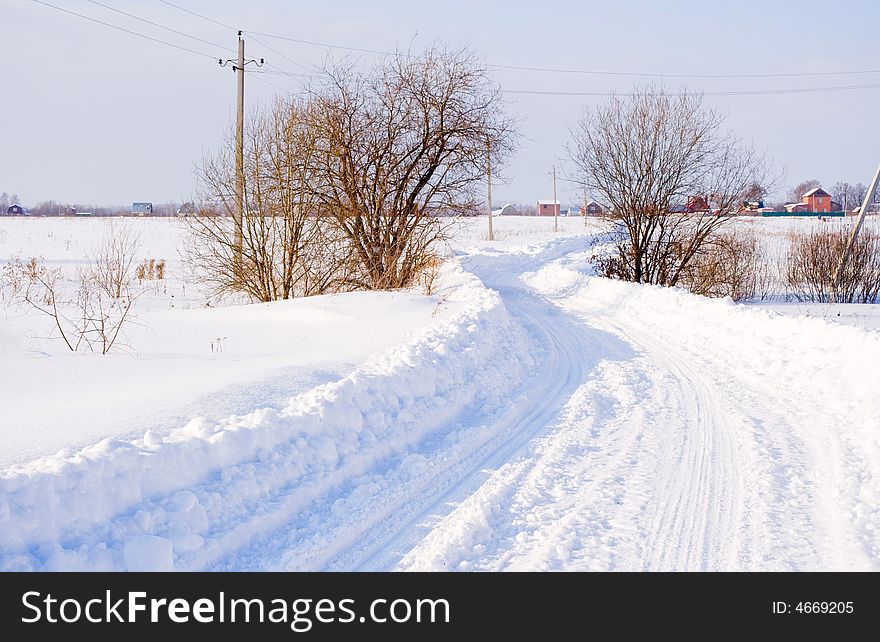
<box><xmin>176</xmin><ymin>202</ymin><xmax>197</xmax><ymax>216</ymax></box>
<box><xmin>784</xmin><ymin>202</ymin><xmax>809</xmax><ymax>214</ymax></box>
<box><xmin>584</xmin><ymin>200</ymin><xmax>606</xmax><ymax>216</ymax></box>
<box><xmin>493</xmin><ymin>203</ymin><xmax>520</xmax><ymax>217</ymax></box>
<box><xmin>131</xmin><ymin>202</ymin><xmax>153</xmax><ymax>216</ymax></box>
<box><xmin>802</xmin><ymin>187</ymin><xmax>835</xmax><ymax>213</ymax></box>
<box><xmin>5</xmin><ymin>204</ymin><xmax>25</xmax><ymax>215</ymax></box>
<box><xmin>686</xmin><ymin>196</ymin><xmax>710</xmax><ymax>213</ymax></box>
<box><xmin>537</xmin><ymin>200</ymin><xmax>560</xmax><ymax>216</ymax></box>
<box><xmin>740</xmin><ymin>199</ymin><xmax>765</xmax><ymax>212</ymax></box>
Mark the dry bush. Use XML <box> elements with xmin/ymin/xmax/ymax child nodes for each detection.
<box><xmin>91</xmin><ymin>222</ymin><xmax>140</xmax><ymax>299</ymax></box>
<box><xmin>136</xmin><ymin>258</ymin><xmax>166</xmax><ymax>282</ymax></box>
<box><xmin>3</xmin><ymin>255</ymin><xmax>46</xmax><ymax>302</ymax></box>
<box><xmin>417</xmin><ymin>254</ymin><xmax>443</xmax><ymax>295</ymax></box>
<box><xmin>680</xmin><ymin>228</ymin><xmax>772</xmax><ymax>301</ymax></box>
<box><xmin>785</xmin><ymin>227</ymin><xmax>880</xmax><ymax>303</ymax></box>
<box><xmin>6</xmin><ymin>255</ymin><xmax>141</xmax><ymax>354</ymax></box>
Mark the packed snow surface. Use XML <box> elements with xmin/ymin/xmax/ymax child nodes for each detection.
<box><xmin>1</xmin><ymin>215</ymin><xmax>879</xmax><ymax>571</ymax></box>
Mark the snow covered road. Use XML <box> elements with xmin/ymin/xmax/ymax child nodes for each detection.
<box><xmin>2</xmin><ymin>232</ymin><xmax>879</xmax><ymax>571</ymax></box>
<box><xmin>402</xmin><ymin>247</ymin><xmax>880</xmax><ymax>571</ymax></box>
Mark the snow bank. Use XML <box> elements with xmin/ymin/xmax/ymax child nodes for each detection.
<box><xmin>0</xmin><ymin>261</ymin><xmax>531</xmax><ymax>571</ymax></box>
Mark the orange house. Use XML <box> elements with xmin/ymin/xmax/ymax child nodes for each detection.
<box><xmin>802</xmin><ymin>188</ymin><xmax>833</xmax><ymax>213</ymax></box>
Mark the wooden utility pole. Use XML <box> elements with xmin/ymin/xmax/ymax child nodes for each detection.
<box><xmin>832</xmin><ymin>161</ymin><xmax>880</xmax><ymax>297</ymax></box>
<box><xmin>552</xmin><ymin>164</ymin><xmax>558</xmax><ymax>232</ymax></box>
<box><xmin>487</xmin><ymin>140</ymin><xmax>494</xmax><ymax>241</ymax></box>
<box><xmin>234</xmin><ymin>33</ymin><xmax>245</xmax><ymax>276</ymax></box>
<box><xmin>220</xmin><ymin>33</ymin><xmax>263</xmax><ymax>284</ymax></box>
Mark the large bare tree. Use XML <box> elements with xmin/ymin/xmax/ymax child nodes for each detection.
<box><xmin>304</xmin><ymin>46</ymin><xmax>516</xmax><ymax>290</ymax></box>
<box><xmin>189</xmin><ymin>97</ymin><xmax>347</xmax><ymax>302</ymax></box>
<box><xmin>569</xmin><ymin>88</ymin><xmax>769</xmax><ymax>286</ymax></box>
<box><xmin>788</xmin><ymin>179</ymin><xmax>820</xmax><ymax>204</ymax></box>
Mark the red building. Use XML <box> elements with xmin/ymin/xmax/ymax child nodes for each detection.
<box><xmin>802</xmin><ymin>187</ymin><xmax>833</xmax><ymax>213</ymax></box>
<box><xmin>537</xmin><ymin>200</ymin><xmax>560</xmax><ymax>216</ymax></box>
<box><xmin>685</xmin><ymin>196</ymin><xmax>710</xmax><ymax>213</ymax></box>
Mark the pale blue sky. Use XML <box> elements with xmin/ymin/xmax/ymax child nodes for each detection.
<box><xmin>3</xmin><ymin>0</ymin><xmax>879</xmax><ymax>206</ymax></box>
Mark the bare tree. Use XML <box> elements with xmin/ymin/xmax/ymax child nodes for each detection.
<box><xmin>831</xmin><ymin>181</ymin><xmax>851</xmax><ymax>210</ymax></box>
<box><xmin>190</xmin><ymin>47</ymin><xmax>514</xmax><ymax>298</ymax></box>
<box><xmin>853</xmin><ymin>182</ymin><xmax>869</xmax><ymax>210</ymax></box>
<box><xmin>304</xmin><ymin>46</ymin><xmax>517</xmax><ymax>290</ymax></box>
<box><xmin>831</xmin><ymin>181</ymin><xmax>871</xmax><ymax>211</ymax></box>
<box><xmin>742</xmin><ymin>182</ymin><xmax>767</xmax><ymax>203</ymax></box>
<box><xmin>788</xmin><ymin>179</ymin><xmax>820</xmax><ymax>204</ymax></box>
<box><xmin>188</xmin><ymin>97</ymin><xmax>346</xmax><ymax>302</ymax></box>
<box><xmin>569</xmin><ymin>87</ymin><xmax>769</xmax><ymax>287</ymax></box>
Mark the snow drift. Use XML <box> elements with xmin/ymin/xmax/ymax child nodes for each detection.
<box><xmin>0</xmin><ymin>262</ymin><xmax>532</xmax><ymax>571</ymax></box>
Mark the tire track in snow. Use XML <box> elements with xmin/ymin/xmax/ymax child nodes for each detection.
<box><xmin>524</xmin><ymin>252</ymin><xmax>847</xmax><ymax>570</ymax></box>
<box><xmin>212</xmin><ymin>238</ymin><xmax>608</xmax><ymax>570</ymax></box>
<box><xmin>611</xmin><ymin>322</ymin><xmax>742</xmax><ymax>571</ymax></box>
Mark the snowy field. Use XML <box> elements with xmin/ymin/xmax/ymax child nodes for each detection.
<box><xmin>1</xmin><ymin>214</ymin><xmax>879</xmax><ymax>571</ymax></box>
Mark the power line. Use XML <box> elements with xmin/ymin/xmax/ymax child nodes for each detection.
<box><xmin>36</xmin><ymin>0</ymin><xmax>880</xmax><ymax>98</ymax></box>
<box><xmin>249</xmin><ymin>72</ymin><xmax>291</xmax><ymax>94</ymax></box>
<box><xmin>33</xmin><ymin>0</ymin><xmax>218</xmax><ymax>60</ymax></box>
<box><xmin>155</xmin><ymin>0</ymin><xmax>237</xmax><ymax>31</ymax></box>
<box><xmin>249</xmin><ymin>69</ymin><xmax>315</xmax><ymax>79</ymax></box>
<box><xmin>491</xmin><ymin>62</ymin><xmax>880</xmax><ymax>80</ymax></box>
<box><xmin>151</xmin><ymin>1</ymin><xmax>880</xmax><ymax>90</ymax></box>
<box><xmin>155</xmin><ymin>1</ymin><xmax>315</xmax><ymax>80</ymax></box>
<box><xmin>246</xmin><ymin>30</ymin><xmax>401</xmax><ymax>58</ymax></box>
<box><xmin>83</xmin><ymin>0</ymin><xmax>234</xmax><ymax>53</ymax></box>
<box><xmin>503</xmin><ymin>82</ymin><xmax>880</xmax><ymax>97</ymax></box>
<box><xmin>245</xmin><ymin>33</ymin><xmax>315</xmax><ymax>75</ymax></box>
<box><xmin>243</xmin><ymin>28</ymin><xmax>880</xmax><ymax>81</ymax></box>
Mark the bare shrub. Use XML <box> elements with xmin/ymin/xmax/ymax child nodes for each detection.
<box><xmin>91</xmin><ymin>221</ymin><xmax>140</xmax><ymax>299</ymax></box>
<box><xmin>3</xmin><ymin>255</ymin><xmax>44</xmax><ymax>302</ymax></box>
<box><xmin>6</xmin><ymin>255</ymin><xmax>140</xmax><ymax>354</ymax></box>
<box><xmin>680</xmin><ymin>228</ymin><xmax>769</xmax><ymax>301</ymax></box>
<box><xmin>785</xmin><ymin>228</ymin><xmax>880</xmax><ymax>303</ymax></box>
<box><xmin>136</xmin><ymin>258</ymin><xmax>166</xmax><ymax>282</ymax></box>
<box><xmin>569</xmin><ymin>87</ymin><xmax>770</xmax><ymax>287</ymax></box>
<box><xmin>417</xmin><ymin>254</ymin><xmax>443</xmax><ymax>295</ymax></box>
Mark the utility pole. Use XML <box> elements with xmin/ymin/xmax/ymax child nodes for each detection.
<box><xmin>487</xmin><ymin>139</ymin><xmax>494</xmax><ymax>241</ymax></box>
<box><xmin>220</xmin><ymin>33</ymin><xmax>263</xmax><ymax>284</ymax></box>
<box><xmin>552</xmin><ymin>164</ymin><xmax>558</xmax><ymax>233</ymax></box>
<box><xmin>832</xmin><ymin>161</ymin><xmax>880</xmax><ymax>297</ymax></box>
<box><xmin>234</xmin><ymin>33</ymin><xmax>245</xmax><ymax>276</ymax></box>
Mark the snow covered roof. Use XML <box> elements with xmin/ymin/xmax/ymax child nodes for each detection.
<box><xmin>802</xmin><ymin>187</ymin><xmax>830</xmax><ymax>198</ymax></box>
<box><xmin>537</xmin><ymin>200</ymin><xmax>560</xmax><ymax>205</ymax></box>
